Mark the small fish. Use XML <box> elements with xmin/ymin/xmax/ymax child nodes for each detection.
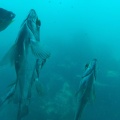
<box><xmin>0</xmin><ymin>8</ymin><xmax>15</xmax><ymax>31</ymax></box>
<box><xmin>74</xmin><ymin>59</ymin><xmax>97</xmax><ymax>120</ymax></box>
<box><xmin>82</xmin><ymin>59</ymin><xmax>97</xmax><ymax>79</ymax></box>
<box><xmin>0</xmin><ymin>9</ymin><xmax>50</xmax><ymax>120</ymax></box>
<box><xmin>0</xmin><ymin>84</ymin><xmax>15</xmax><ymax>107</ymax></box>
<box><xmin>27</xmin><ymin>58</ymin><xmax>48</xmax><ymax>99</ymax></box>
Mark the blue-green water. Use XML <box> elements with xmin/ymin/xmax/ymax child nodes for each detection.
<box><xmin>0</xmin><ymin>0</ymin><xmax>120</xmax><ymax>120</ymax></box>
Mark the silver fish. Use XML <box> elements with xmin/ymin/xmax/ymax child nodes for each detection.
<box><xmin>27</xmin><ymin>58</ymin><xmax>48</xmax><ymax>99</ymax></box>
<box><xmin>0</xmin><ymin>84</ymin><xmax>15</xmax><ymax>107</ymax></box>
<box><xmin>82</xmin><ymin>59</ymin><xmax>97</xmax><ymax>79</ymax></box>
<box><xmin>0</xmin><ymin>9</ymin><xmax>50</xmax><ymax>120</ymax></box>
<box><xmin>0</xmin><ymin>58</ymin><xmax>48</xmax><ymax>108</ymax></box>
<box><xmin>74</xmin><ymin>59</ymin><xmax>97</xmax><ymax>120</ymax></box>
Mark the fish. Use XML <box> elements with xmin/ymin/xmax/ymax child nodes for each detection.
<box><xmin>74</xmin><ymin>59</ymin><xmax>97</xmax><ymax>120</ymax></box>
<box><xmin>82</xmin><ymin>58</ymin><xmax>97</xmax><ymax>79</ymax></box>
<box><xmin>0</xmin><ymin>9</ymin><xmax>50</xmax><ymax>120</ymax></box>
<box><xmin>26</xmin><ymin>58</ymin><xmax>48</xmax><ymax>100</ymax></box>
<box><xmin>0</xmin><ymin>58</ymin><xmax>48</xmax><ymax>107</ymax></box>
<box><xmin>0</xmin><ymin>84</ymin><xmax>15</xmax><ymax>107</ymax></box>
<box><xmin>0</xmin><ymin>8</ymin><xmax>15</xmax><ymax>31</ymax></box>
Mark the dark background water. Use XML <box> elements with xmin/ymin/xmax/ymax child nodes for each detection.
<box><xmin>0</xmin><ymin>0</ymin><xmax>120</xmax><ymax>120</ymax></box>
